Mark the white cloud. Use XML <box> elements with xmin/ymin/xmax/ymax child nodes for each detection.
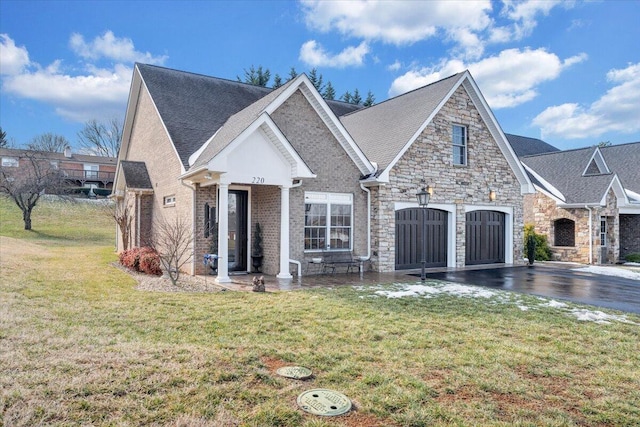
<box><xmin>533</xmin><ymin>62</ymin><xmax>640</xmax><ymax>139</ymax></box>
<box><xmin>301</xmin><ymin>0</ymin><xmax>492</xmax><ymax>58</ymax></box>
<box><xmin>69</xmin><ymin>31</ymin><xmax>167</xmax><ymax>65</ymax></box>
<box><xmin>300</xmin><ymin>1</ymin><xmax>572</xmax><ymax>61</ymax></box>
<box><xmin>0</xmin><ymin>34</ymin><xmax>30</xmax><ymax>75</ymax></box>
<box><xmin>387</xmin><ymin>60</ymin><xmax>401</xmax><ymax>72</ymax></box>
<box><xmin>388</xmin><ymin>48</ymin><xmax>587</xmax><ymax>109</ymax></box>
<box><xmin>1</xmin><ymin>33</ymin><xmax>167</xmax><ymax>123</ymax></box>
<box><xmin>299</xmin><ymin>40</ymin><xmax>369</xmax><ymax>68</ymax></box>
<box><xmin>500</xmin><ymin>0</ymin><xmax>566</xmax><ymax>39</ymax></box>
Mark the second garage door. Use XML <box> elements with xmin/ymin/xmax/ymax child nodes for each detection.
<box><xmin>466</xmin><ymin>210</ymin><xmax>505</xmax><ymax>265</ymax></box>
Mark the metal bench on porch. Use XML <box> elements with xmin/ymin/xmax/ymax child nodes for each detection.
<box><xmin>322</xmin><ymin>251</ymin><xmax>361</xmax><ymax>274</ymax></box>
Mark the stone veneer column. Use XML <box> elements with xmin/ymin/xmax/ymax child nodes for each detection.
<box><xmin>277</xmin><ymin>185</ymin><xmax>293</xmax><ymax>279</ymax></box>
<box><xmin>216</xmin><ymin>183</ymin><xmax>230</xmax><ymax>283</ymax></box>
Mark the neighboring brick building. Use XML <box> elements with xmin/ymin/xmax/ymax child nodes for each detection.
<box><xmin>516</xmin><ymin>142</ymin><xmax>640</xmax><ymax>264</ymax></box>
<box><xmin>1</xmin><ymin>147</ymin><xmax>116</xmax><ymax>196</ymax></box>
<box><xmin>113</xmin><ymin>64</ymin><xmax>533</xmax><ymax>282</ymax></box>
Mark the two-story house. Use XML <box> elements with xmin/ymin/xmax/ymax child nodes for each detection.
<box><xmin>113</xmin><ymin>64</ymin><xmax>533</xmax><ymax>282</ymax></box>
<box><xmin>1</xmin><ymin>147</ymin><xmax>116</xmax><ymax>196</ymax></box>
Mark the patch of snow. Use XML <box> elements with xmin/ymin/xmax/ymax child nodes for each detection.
<box><xmin>569</xmin><ymin>308</ymin><xmax>637</xmax><ymax>325</ymax></box>
<box><xmin>572</xmin><ymin>265</ymin><xmax>640</xmax><ymax>280</ymax></box>
<box><xmin>543</xmin><ymin>300</ymin><xmax>568</xmax><ymax>308</ymax></box>
<box><xmin>353</xmin><ymin>281</ymin><xmax>638</xmax><ymax>325</ymax></box>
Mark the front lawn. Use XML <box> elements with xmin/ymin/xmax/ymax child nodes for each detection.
<box><xmin>1</xmin><ymin>197</ymin><xmax>639</xmax><ymax>426</ymax></box>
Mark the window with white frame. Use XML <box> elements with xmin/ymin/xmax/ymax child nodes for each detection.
<box><xmin>600</xmin><ymin>216</ymin><xmax>607</xmax><ymax>247</ymax></box>
<box><xmin>1</xmin><ymin>157</ymin><xmax>19</xmax><ymax>167</ymax></box>
<box><xmin>84</xmin><ymin>163</ymin><xmax>99</xmax><ymax>179</ymax></box>
<box><xmin>452</xmin><ymin>124</ymin><xmax>467</xmax><ymax>166</ymax></box>
<box><xmin>163</xmin><ymin>195</ymin><xmax>176</xmax><ymax>206</ymax></box>
<box><xmin>304</xmin><ymin>192</ymin><xmax>353</xmax><ymax>251</ymax></box>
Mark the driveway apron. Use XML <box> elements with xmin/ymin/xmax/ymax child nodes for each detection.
<box><xmin>424</xmin><ymin>265</ymin><xmax>640</xmax><ymax>314</ymax></box>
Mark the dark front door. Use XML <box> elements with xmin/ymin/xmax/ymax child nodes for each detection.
<box><xmin>228</xmin><ymin>190</ymin><xmax>248</xmax><ymax>272</ymax></box>
<box><xmin>465</xmin><ymin>210</ymin><xmax>505</xmax><ymax>265</ymax></box>
<box><xmin>395</xmin><ymin>208</ymin><xmax>448</xmax><ymax>270</ymax></box>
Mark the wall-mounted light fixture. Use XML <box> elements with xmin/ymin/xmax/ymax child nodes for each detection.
<box><xmin>489</xmin><ymin>189</ymin><xmax>496</xmax><ymax>202</ymax></box>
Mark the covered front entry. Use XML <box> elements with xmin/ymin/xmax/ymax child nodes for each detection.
<box><xmin>465</xmin><ymin>210</ymin><xmax>505</xmax><ymax>265</ymax></box>
<box><xmin>395</xmin><ymin>208</ymin><xmax>448</xmax><ymax>269</ymax></box>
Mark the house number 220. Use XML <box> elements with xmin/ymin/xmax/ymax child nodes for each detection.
<box><xmin>252</xmin><ymin>177</ymin><xmax>265</xmax><ymax>184</ymax></box>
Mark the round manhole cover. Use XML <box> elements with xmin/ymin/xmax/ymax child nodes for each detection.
<box><xmin>276</xmin><ymin>366</ymin><xmax>313</xmax><ymax>380</ymax></box>
<box><xmin>297</xmin><ymin>389</ymin><xmax>352</xmax><ymax>416</ymax></box>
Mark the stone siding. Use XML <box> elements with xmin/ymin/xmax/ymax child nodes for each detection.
<box><xmin>372</xmin><ymin>86</ymin><xmax>525</xmax><ymax>271</ymax></box>
<box><xmin>525</xmin><ymin>189</ymin><xmax>623</xmax><ymax>264</ymax></box>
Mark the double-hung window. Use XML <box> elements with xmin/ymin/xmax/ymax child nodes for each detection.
<box><xmin>452</xmin><ymin>124</ymin><xmax>467</xmax><ymax>166</ymax></box>
<box><xmin>304</xmin><ymin>192</ymin><xmax>353</xmax><ymax>251</ymax></box>
<box><xmin>2</xmin><ymin>157</ymin><xmax>19</xmax><ymax>167</ymax></box>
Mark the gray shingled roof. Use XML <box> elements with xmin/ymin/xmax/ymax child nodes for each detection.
<box><xmin>505</xmin><ymin>133</ymin><xmax>559</xmax><ymax>157</ymax></box>
<box><xmin>190</xmin><ymin>79</ymin><xmax>296</xmax><ymax>169</ymax></box>
<box><xmin>521</xmin><ymin>143</ymin><xmax>640</xmax><ymax>204</ymax></box>
<box><xmin>120</xmin><ymin>161</ymin><xmax>152</xmax><ymax>189</ymax></box>
<box><xmin>601</xmin><ymin>142</ymin><xmax>640</xmax><ymax>196</ymax></box>
<box><xmin>340</xmin><ymin>72</ymin><xmax>464</xmax><ymax>172</ymax></box>
<box><xmin>137</xmin><ymin>64</ymin><xmax>361</xmax><ymax>170</ymax></box>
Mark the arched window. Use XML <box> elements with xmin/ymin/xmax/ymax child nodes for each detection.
<box><xmin>554</xmin><ymin>218</ymin><xmax>575</xmax><ymax>247</ymax></box>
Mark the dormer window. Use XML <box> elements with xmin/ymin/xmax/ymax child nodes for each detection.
<box><xmin>452</xmin><ymin>124</ymin><xmax>467</xmax><ymax>166</ymax></box>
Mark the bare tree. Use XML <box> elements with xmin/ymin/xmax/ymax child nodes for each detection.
<box><xmin>77</xmin><ymin>118</ymin><xmax>123</xmax><ymax>158</ymax></box>
<box><xmin>0</xmin><ymin>151</ymin><xmax>67</xmax><ymax>230</ymax></box>
<box><xmin>152</xmin><ymin>215</ymin><xmax>193</xmax><ymax>285</ymax></box>
<box><xmin>26</xmin><ymin>133</ymin><xmax>70</xmax><ymax>153</ymax></box>
<box><xmin>109</xmin><ymin>201</ymin><xmax>133</xmax><ymax>251</ymax></box>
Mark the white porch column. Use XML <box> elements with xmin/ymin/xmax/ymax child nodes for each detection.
<box><xmin>277</xmin><ymin>184</ymin><xmax>292</xmax><ymax>279</ymax></box>
<box><xmin>216</xmin><ymin>183</ymin><xmax>231</xmax><ymax>283</ymax></box>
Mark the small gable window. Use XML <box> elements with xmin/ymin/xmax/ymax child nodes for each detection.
<box><xmin>452</xmin><ymin>125</ymin><xmax>467</xmax><ymax>166</ymax></box>
<box><xmin>554</xmin><ymin>218</ymin><xmax>575</xmax><ymax>247</ymax></box>
<box><xmin>163</xmin><ymin>195</ymin><xmax>176</xmax><ymax>206</ymax></box>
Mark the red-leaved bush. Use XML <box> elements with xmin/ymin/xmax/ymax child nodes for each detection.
<box><xmin>119</xmin><ymin>247</ymin><xmax>162</xmax><ymax>276</ymax></box>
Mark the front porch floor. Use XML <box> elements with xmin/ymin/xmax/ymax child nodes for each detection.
<box><xmin>199</xmin><ymin>263</ymin><xmax>518</xmax><ymax>292</ymax></box>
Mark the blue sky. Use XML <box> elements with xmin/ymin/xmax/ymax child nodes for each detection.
<box><xmin>1</xmin><ymin>0</ymin><xmax>639</xmax><ymax>151</ymax></box>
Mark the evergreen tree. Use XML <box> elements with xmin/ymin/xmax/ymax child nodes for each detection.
<box><xmin>273</xmin><ymin>74</ymin><xmax>283</xmax><ymax>89</ymax></box>
<box><xmin>308</xmin><ymin>68</ymin><xmax>324</xmax><ymax>92</ymax></box>
<box><xmin>0</xmin><ymin>126</ymin><xmax>7</xmax><ymax>148</ymax></box>
<box><xmin>363</xmin><ymin>90</ymin><xmax>375</xmax><ymax>107</ymax></box>
<box><xmin>352</xmin><ymin>88</ymin><xmax>362</xmax><ymax>105</ymax></box>
<box><xmin>238</xmin><ymin>65</ymin><xmax>271</xmax><ymax>87</ymax></box>
<box><xmin>341</xmin><ymin>91</ymin><xmax>352</xmax><ymax>104</ymax></box>
<box><xmin>323</xmin><ymin>81</ymin><xmax>336</xmax><ymax>100</ymax></box>
<box><xmin>287</xmin><ymin>67</ymin><xmax>298</xmax><ymax>81</ymax></box>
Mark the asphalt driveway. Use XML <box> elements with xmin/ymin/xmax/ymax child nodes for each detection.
<box><xmin>423</xmin><ymin>264</ymin><xmax>640</xmax><ymax>314</ymax></box>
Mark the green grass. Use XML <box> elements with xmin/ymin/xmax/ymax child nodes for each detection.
<box><xmin>1</xmin><ymin>196</ymin><xmax>639</xmax><ymax>426</ymax></box>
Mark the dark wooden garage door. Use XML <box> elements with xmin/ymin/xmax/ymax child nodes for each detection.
<box><xmin>466</xmin><ymin>210</ymin><xmax>505</xmax><ymax>265</ymax></box>
<box><xmin>395</xmin><ymin>208</ymin><xmax>447</xmax><ymax>270</ymax></box>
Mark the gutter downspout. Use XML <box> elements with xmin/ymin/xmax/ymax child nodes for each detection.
<box><xmin>359</xmin><ymin>182</ymin><xmax>372</xmax><ymax>274</ymax></box>
<box><xmin>136</xmin><ymin>194</ymin><xmax>141</xmax><ymax>247</ymax></box>
<box><xmin>288</xmin><ymin>180</ymin><xmax>304</xmax><ymax>278</ymax></box>
<box><xmin>585</xmin><ymin>205</ymin><xmax>593</xmax><ymax>264</ymax></box>
<box><xmin>181</xmin><ymin>179</ymin><xmax>197</xmax><ymax>275</ymax></box>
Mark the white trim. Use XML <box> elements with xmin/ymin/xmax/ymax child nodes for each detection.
<box><xmin>264</xmin><ymin>74</ymin><xmax>375</xmax><ymax>176</ymax></box>
<box><xmin>377</xmin><ymin>76</ymin><xmax>464</xmax><ymax>183</ymax></box>
<box><xmin>200</xmin><ymin>113</ymin><xmax>315</xmax><ymax>184</ymax></box>
<box><xmin>601</xmin><ymin>175</ymin><xmax>629</xmax><ymax>206</ymax></box>
<box><xmin>464</xmin><ymin>205</ymin><xmax>514</xmax><ymax>264</ymax></box>
<box><xmin>394</xmin><ymin>202</ymin><xmax>457</xmax><ymax>268</ymax></box>
<box><xmin>619</xmin><ymin>207</ymin><xmax>640</xmax><ymax>214</ymax></box>
<box><xmin>582</xmin><ymin>147</ymin><xmax>611</xmax><ymax>176</ymax></box>
<box><xmin>522</xmin><ymin>162</ymin><xmax>566</xmax><ymax>202</ymax></box>
<box><xmin>305</xmin><ymin>191</ymin><xmax>354</xmax><ymax>252</ymax></box>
